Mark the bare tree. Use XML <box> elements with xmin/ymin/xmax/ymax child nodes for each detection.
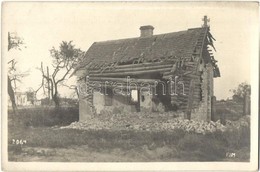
<box><xmin>8</xmin><ymin>76</ymin><xmax>17</xmax><ymax>114</ymax></box>
<box><xmin>60</xmin><ymin>83</ymin><xmax>79</xmax><ymax>99</ymax></box>
<box><xmin>8</xmin><ymin>59</ymin><xmax>29</xmax><ymax>92</ymax></box>
<box><xmin>7</xmin><ymin>32</ymin><xmax>26</xmax><ymax>115</ymax></box>
<box><xmin>8</xmin><ymin>32</ymin><xmax>25</xmax><ymax>51</ymax></box>
<box><xmin>37</xmin><ymin>41</ymin><xmax>83</xmax><ymax>108</ymax></box>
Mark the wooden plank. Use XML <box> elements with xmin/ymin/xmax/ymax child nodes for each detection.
<box><xmin>89</xmin><ymin>68</ymin><xmax>171</xmax><ymax>77</ymax></box>
<box><xmin>111</xmin><ymin>61</ymin><xmax>172</xmax><ymax>69</ymax></box>
<box><xmin>185</xmin><ymin>79</ymin><xmax>195</xmax><ymax>120</ymax></box>
<box><xmin>115</xmin><ymin>63</ymin><xmax>173</xmax><ymax>69</ymax></box>
<box><xmin>92</xmin><ymin>83</ymin><xmax>157</xmax><ymax>89</ymax></box>
<box><xmin>89</xmin><ymin>64</ymin><xmax>173</xmax><ymax>74</ymax></box>
<box><xmin>89</xmin><ymin>77</ymin><xmax>160</xmax><ymax>83</ymax></box>
<box><xmin>182</xmin><ymin>76</ymin><xmax>201</xmax><ymax>80</ymax></box>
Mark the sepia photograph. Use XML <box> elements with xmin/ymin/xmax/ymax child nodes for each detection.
<box><xmin>1</xmin><ymin>1</ymin><xmax>259</xmax><ymax>171</ymax></box>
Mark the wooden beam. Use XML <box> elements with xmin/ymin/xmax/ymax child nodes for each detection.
<box><xmin>89</xmin><ymin>77</ymin><xmax>160</xmax><ymax>83</ymax></box>
<box><xmin>89</xmin><ymin>68</ymin><xmax>171</xmax><ymax>77</ymax></box>
<box><xmin>185</xmin><ymin>79</ymin><xmax>195</xmax><ymax>120</ymax></box>
<box><xmin>113</xmin><ymin>61</ymin><xmax>173</xmax><ymax>69</ymax></box>
<box><xmin>91</xmin><ymin>83</ymin><xmax>157</xmax><ymax>89</ymax></box>
<box><xmin>89</xmin><ymin>64</ymin><xmax>173</xmax><ymax>74</ymax></box>
<box><xmin>86</xmin><ymin>61</ymin><xmax>175</xmax><ymax>73</ymax></box>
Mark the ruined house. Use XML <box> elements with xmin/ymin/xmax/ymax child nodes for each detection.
<box><xmin>74</xmin><ymin>17</ymin><xmax>220</xmax><ymax>122</ymax></box>
<box><xmin>8</xmin><ymin>91</ymin><xmax>39</xmax><ymax>106</ymax></box>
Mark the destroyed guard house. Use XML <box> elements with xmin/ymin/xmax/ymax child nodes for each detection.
<box><xmin>74</xmin><ymin>16</ymin><xmax>220</xmax><ymax>122</ymax></box>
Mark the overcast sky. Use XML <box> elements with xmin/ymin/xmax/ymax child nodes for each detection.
<box><xmin>3</xmin><ymin>2</ymin><xmax>258</xmax><ymax>100</ymax></box>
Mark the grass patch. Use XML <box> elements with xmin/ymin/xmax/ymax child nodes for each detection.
<box><xmin>9</xmin><ymin>106</ymin><xmax>78</xmax><ymax>127</ymax></box>
<box><xmin>9</xmin><ymin>126</ymin><xmax>250</xmax><ymax>161</ymax></box>
<box><xmin>177</xmin><ymin>133</ymin><xmax>227</xmax><ymax>161</ymax></box>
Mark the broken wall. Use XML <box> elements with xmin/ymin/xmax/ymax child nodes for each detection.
<box><xmin>93</xmin><ymin>92</ymin><xmax>137</xmax><ymax>115</ymax></box>
<box><xmin>140</xmin><ymin>91</ymin><xmax>153</xmax><ymax>112</ymax></box>
<box><xmin>78</xmin><ymin>78</ymin><xmax>93</xmax><ymax>121</ymax></box>
<box><xmin>191</xmin><ymin>63</ymin><xmax>214</xmax><ymax>121</ymax></box>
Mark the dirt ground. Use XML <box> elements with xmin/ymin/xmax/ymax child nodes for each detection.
<box><xmin>9</xmin><ymin>144</ymin><xmax>248</xmax><ymax>162</ymax></box>
<box><xmin>9</xmin><ymin>145</ymin><xmax>182</xmax><ymax>162</ymax></box>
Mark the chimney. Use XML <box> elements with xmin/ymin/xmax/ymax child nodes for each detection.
<box><xmin>139</xmin><ymin>25</ymin><xmax>154</xmax><ymax>37</ymax></box>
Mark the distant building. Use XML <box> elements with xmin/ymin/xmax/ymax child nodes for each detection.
<box><xmin>8</xmin><ymin>91</ymin><xmax>40</xmax><ymax>107</ymax></box>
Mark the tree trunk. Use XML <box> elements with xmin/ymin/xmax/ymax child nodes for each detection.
<box><xmin>75</xmin><ymin>87</ymin><xmax>79</xmax><ymax>99</ymax></box>
<box><xmin>52</xmin><ymin>94</ymin><xmax>62</xmax><ymax>121</ymax></box>
<box><xmin>52</xmin><ymin>82</ymin><xmax>60</xmax><ymax>108</ymax></box>
<box><xmin>8</xmin><ymin>76</ymin><xmax>18</xmax><ymax>115</ymax></box>
<box><xmin>53</xmin><ymin>94</ymin><xmax>60</xmax><ymax>108</ymax></box>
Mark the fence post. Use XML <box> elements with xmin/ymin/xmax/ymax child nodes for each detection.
<box><xmin>243</xmin><ymin>90</ymin><xmax>250</xmax><ymax>116</ymax></box>
<box><xmin>220</xmin><ymin>101</ymin><xmax>226</xmax><ymax>125</ymax></box>
<box><xmin>211</xmin><ymin>96</ymin><xmax>216</xmax><ymax>121</ymax></box>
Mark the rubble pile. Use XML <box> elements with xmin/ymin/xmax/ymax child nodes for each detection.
<box><xmin>158</xmin><ymin>119</ymin><xmax>227</xmax><ymax>134</ymax></box>
<box><xmin>60</xmin><ymin>112</ymin><xmax>250</xmax><ymax>134</ymax></box>
<box><xmin>225</xmin><ymin>115</ymin><xmax>250</xmax><ymax>129</ymax></box>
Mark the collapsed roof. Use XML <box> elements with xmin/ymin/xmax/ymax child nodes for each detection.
<box><xmin>75</xmin><ymin>26</ymin><xmax>220</xmax><ymax>78</ymax></box>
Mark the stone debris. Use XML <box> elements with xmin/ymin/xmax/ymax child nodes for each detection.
<box><xmin>60</xmin><ymin>112</ymin><xmax>250</xmax><ymax>134</ymax></box>
<box><xmin>225</xmin><ymin>115</ymin><xmax>250</xmax><ymax>130</ymax></box>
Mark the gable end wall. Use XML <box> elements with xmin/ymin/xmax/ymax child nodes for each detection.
<box><xmin>191</xmin><ymin>63</ymin><xmax>214</xmax><ymax>121</ymax></box>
